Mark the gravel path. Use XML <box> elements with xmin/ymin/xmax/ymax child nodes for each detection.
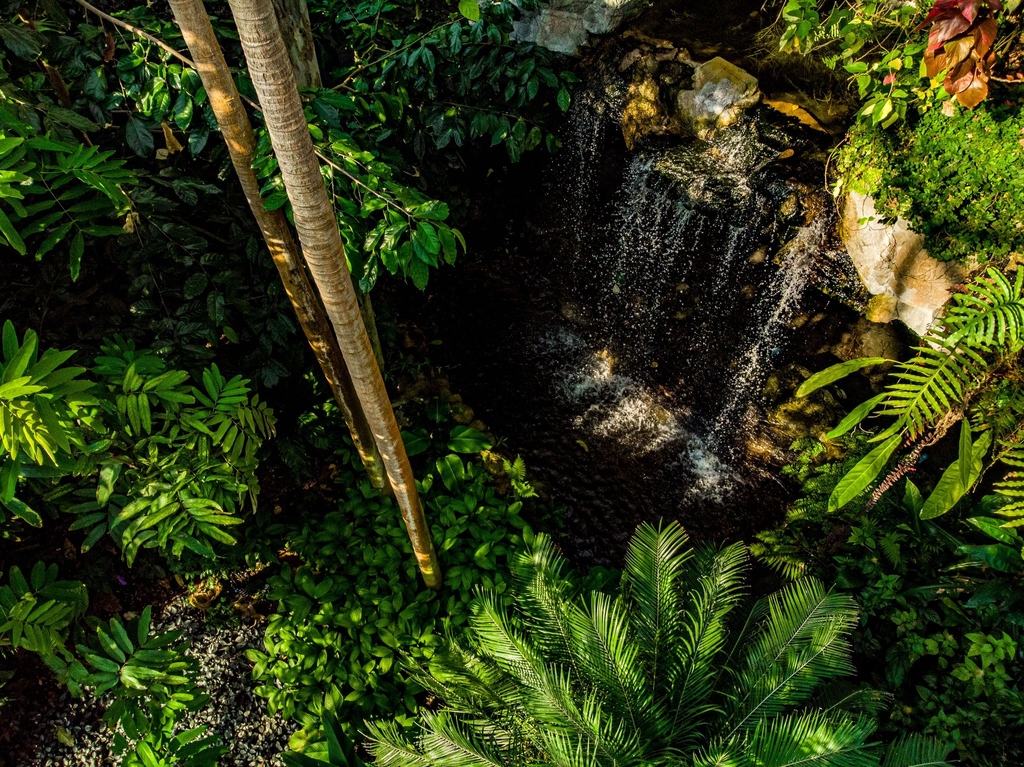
<box><xmin>8</xmin><ymin>602</ymin><xmax>293</xmax><ymax>767</ymax></box>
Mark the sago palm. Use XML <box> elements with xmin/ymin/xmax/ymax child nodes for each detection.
<box><xmin>366</xmin><ymin>521</ymin><xmax>949</xmax><ymax>767</ymax></box>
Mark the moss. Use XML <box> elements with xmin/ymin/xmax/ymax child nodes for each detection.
<box><xmin>835</xmin><ymin>101</ymin><xmax>1024</xmax><ymax>263</ymax></box>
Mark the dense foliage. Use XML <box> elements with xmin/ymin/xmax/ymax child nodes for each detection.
<box><xmin>835</xmin><ymin>103</ymin><xmax>1024</xmax><ymax>262</ymax></box>
<box><xmin>248</xmin><ymin>398</ymin><xmax>545</xmax><ymax>745</ymax></box>
<box><xmin>796</xmin><ymin>267</ymin><xmax>1024</xmax><ymax>517</ymax></box>
<box><xmin>779</xmin><ymin>0</ymin><xmax>1021</xmax><ymax>124</ymax></box>
<box><xmin>368</xmin><ymin>522</ymin><xmax>950</xmax><ymax>766</ymax></box>
<box><xmin>754</xmin><ymin>439</ymin><xmax>1024</xmax><ymax>765</ymax></box>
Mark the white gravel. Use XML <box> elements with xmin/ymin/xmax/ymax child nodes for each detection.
<box><xmin>9</xmin><ymin>600</ymin><xmax>294</xmax><ymax>766</ymax></box>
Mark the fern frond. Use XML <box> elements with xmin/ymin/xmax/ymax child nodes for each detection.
<box><xmin>879</xmin><ymin>345</ymin><xmax>986</xmax><ymax>438</ymax></box>
<box><xmin>994</xmin><ymin>442</ymin><xmax>1024</xmax><ymax>520</ymax></box>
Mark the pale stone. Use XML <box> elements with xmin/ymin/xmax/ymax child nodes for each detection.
<box><xmin>512</xmin><ymin>0</ymin><xmax>650</xmax><ymax>55</ymax></box>
<box><xmin>533</xmin><ymin>9</ymin><xmax>589</xmax><ymax>55</ymax></box>
<box><xmin>842</xmin><ymin>192</ymin><xmax>966</xmax><ymax>336</ymax></box>
<box><xmin>675</xmin><ymin>57</ymin><xmax>760</xmax><ymax>138</ymax></box>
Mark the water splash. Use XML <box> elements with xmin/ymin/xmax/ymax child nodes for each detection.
<box><xmin>534</xmin><ymin>327</ymin><xmax>685</xmax><ymax>456</ymax></box>
<box><xmin>708</xmin><ymin>220</ymin><xmax>825</xmax><ymax>450</ymax></box>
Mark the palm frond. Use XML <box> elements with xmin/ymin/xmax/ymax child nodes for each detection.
<box><xmin>743</xmin><ymin>711</ymin><xmax>878</xmax><ymax>767</ymax></box>
<box><xmin>537</xmin><ymin>685</ymin><xmax>644</xmax><ymax>767</ymax></box>
<box><xmin>417</xmin><ymin>711</ymin><xmax>511</xmax><ymax>767</ymax></box>
<box><xmin>512</xmin><ymin>533</ymin><xmax>580</xmax><ymax>668</ymax></box>
<box><xmin>621</xmin><ymin>521</ymin><xmax>692</xmax><ymax>694</ymax></box>
<box><xmin>727</xmin><ymin>580</ymin><xmax>858</xmax><ymax>736</ymax></box>
<box><xmin>881</xmin><ymin>735</ymin><xmax>953</xmax><ymax>767</ymax></box>
<box><xmin>566</xmin><ymin>590</ymin><xmax>654</xmax><ymax>738</ymax></box>
<box><xmin>661</xmin><ymin>543</ymin><xmax>748</xmax><ymax>750</ymax></box>
<box><xmin>365</xmin><ymin>720</ymin><xmax>434</xmax><ymax>767</ymax></box>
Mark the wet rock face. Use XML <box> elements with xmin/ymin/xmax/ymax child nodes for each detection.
<box><xmin>842</xmin><ymin>192</ymin><xmax>966</xmax><ymax>335</ymax></box>
<box><xmin>675</xmin><ymin>57</ymin><xmax>760</xmax><ymax>138</ymax></box>
<box><xmin>512</xmin><ymin>0</ymin><xmax>651</xmax><ymax>55</ymax></box>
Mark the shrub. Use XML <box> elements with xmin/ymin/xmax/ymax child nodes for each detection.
<box><xmin>754</xmin><ymin>440</ymin><xmax>1024</xmax><ymax>766</ymax></box>
<box><xmin>836</xmin><ymin>102</ymin><xmax>1024</xmax><ymax>263</ymax></box>
<box><xmin>367</xmin><ymin>521</ymin><xmax>950</xmax><ymax>767</ymax></box>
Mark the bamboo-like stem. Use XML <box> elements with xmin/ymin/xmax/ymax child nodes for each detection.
<box><xmin>168</xmin><ymin>0</ymin><xmax>388</xmax><ymax>491</ymax></box>
<box><xmin>226</xmin><ymin>0</ymin><xmax>441</xmax><ymax>588</ymax></box>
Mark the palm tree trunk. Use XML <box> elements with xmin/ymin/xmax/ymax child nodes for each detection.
<box><xmin>270</xmin><ymin>0</ymin><xmax>321</xmax><ymax>89</ymax></box>
<box><xmin>226</xmin><ymin>0</ymin><xmax>442</xmax><ymax>589</ymax></box>
<box><xmin>168</xmin><ymin>0</ymin><xmax>388</xmax><ymax>492</ymax></box>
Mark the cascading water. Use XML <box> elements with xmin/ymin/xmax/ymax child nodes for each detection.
<box><xmin>708</xmin><ymin>218</ymin><xmax>826</xmax><ymax>451</ymax></box>
<box><xmin>426</xmin><ymin>63</ymin><xmax>857</xmax><ymax>562</ymax></box>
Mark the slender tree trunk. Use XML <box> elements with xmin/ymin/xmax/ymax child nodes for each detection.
<box><xmin>270</xmin><ymin>0</ymin><xmax>321</xmax><ymax>89</ymax></box>
<box><xmin>226</xmin><ymin>0</ymin><xmax>442</xmax><ymax>589</ymax></box>
<box><xmin>168</xmin><ymin>0</ymin><xmax>388</xmax><ymax>492</ymax></box>
<box><xmin>357</xmin><ymin>290</ymin><xmax>386</xmax><ymax>371</ymax></box>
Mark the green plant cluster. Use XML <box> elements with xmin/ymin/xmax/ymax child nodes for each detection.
<box><xmin>367</xmin><ymin>521</ymin><xmax>951</xmax><ymax>767</ymax></box>
<box><xmin>1</xmin><ymin>322</ymin><xmax>274</xmax><ymax>564</ymax></box>
<box><xmin>0</xmin><ymin>562</ymin><xmax>224</xmax><ymax>766</ymax></box>
<box><xmin>777</xmin><ymin>0</ymin><xmax>1021</xmax><ymax>125</ymax></box>
<box><xmin>835</xmin><ymin>103</ymin><xmax>1024</xmax><ymax>263</ymax></box>
<box><xmin>248</xmin><ymin>408</ymin><xmax>543</xmax><ymax>746</ymax></box>
<box><xmin>754</xmin><ymin>439</ymin><xmax>1024</xmax><ymax>766</ymax></box>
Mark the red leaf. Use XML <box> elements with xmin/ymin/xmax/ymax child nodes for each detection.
<box><xmin>956</xmin><ymin>73</ymin><xmax>989</xmax><ymax>108</ymax></box>
<box><xmin>928</xmin><ymin>13</ymin><xmax>972</xmax><ymax>49</ymax></box>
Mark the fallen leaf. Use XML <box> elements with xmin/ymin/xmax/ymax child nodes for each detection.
<box><xmin>161</xmin><ymin>122</ymin><xmax>184</xmax><ymax>154</ymax></box>
<box><xmin>764</xmin><ymin>98</ymin><xmax>828</xmax><ymax>132</ymax></box>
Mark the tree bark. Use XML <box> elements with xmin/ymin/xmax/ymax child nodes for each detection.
<box><xmin>226</xmin><ymin>0</ymin><xmax>442</xmax><ymax>589</ymax></box>
<box><xmin>168</xmin><ymin>0</ymin><xmax>388</xmax><ymax>492</ymax></box>
<box><xmin>269</xmin><ymin>0</ymin><xmax>321</xmax><ymax>89</ymax></box>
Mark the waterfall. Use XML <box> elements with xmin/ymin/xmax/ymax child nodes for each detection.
<box><xmin>708</xmin><ymin>221</ymin><xmax>822</xmax><ymax>450</ymax></box>
<box><xmin>542</xmin><ymin>90</ymin><xmax>828</xmax><ymax>487</ymax></box>
<box><xmin>595</xmin><ymin>153</ymin><xmax>696</xmax><ymax>351</ymax></box>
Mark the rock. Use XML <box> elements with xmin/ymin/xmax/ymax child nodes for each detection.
<box><xmin>842</xmin><ymin>192</ymin><xmax>966</xmax><ymax>335</ymax></box>
<box><xmin>512</xmin><ymin>0</ymin><xmax>649</xmax><ymax>55</ymax></box>
<box><xmin>621</xmin><ymin>58</ymin><xmax>664</xmax><ymax>150</ymax></box>
<box><xmin>533</xmin><ymin>9</ymin><xmax>589</xmax><ymax>55</ymax></box>
<box><xmin>831</xmin><ymin>317</ymin><xmax>903</xmax><ymax>363</ymax></box>
<box><xmin>764</xmin><ymin>96</ymin><xmax>834</xmax><ymax>133</ymax></box>
<box><xmin>675</xmin><ymin>57</ymin><xmax>760</xmax><ymax>138</ymax></box>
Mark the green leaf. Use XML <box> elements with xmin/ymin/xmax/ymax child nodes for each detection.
<box><xmin>920</xmin><ymin>431</ymin><xmax>991</xmax><ymax>520</ymax></box>
<box><xmin>3</xmin><ymin>496</ymin><xmax>42</xmax><ymax>526</ymax></box>
<box><xmin>556</xmin><ymin>87</ymin><xmax>571</xmax><ymax>112</ymax></box>
<box><xmin>458</xmin><ymin>0</ymin><xmax>480</xmax><ymax>22</ymax></box>
<box><xmin>967</xmin><ymin>516</ymin><xmax>1022</xmax><ymax>546</ymax></box>
<box><xmin>401</xmin><ymin>429</ymin><xmax>430</xmax><ymax>456</ymax></box>
<box><xmin>958</xmin><ymin>543</ymin><xmax>1023</xmax><ymax>573</ymax></box>
<box><xmin>797</xmin><ymin>357</ymin><xmax>888</xmax><ymax>398</ymax></box>
<box><xmin>125</xmin><ymin>118</ymin><xmax>154</xmax><ymax>157</ymax></box>
<box><xmin>68</xmin><ymin>232</ymin><xmax>84</xmax><ymax>281</ymax></box>
<box><xmin>828</xmin><ymin>434</ymin><xmax>901</xmax><ymax>512</ymax></box>
<box><xmin>958</xmin><ymin>418</ymin><xmax>973</xmax><ymax>492</ymax></box>
<box><xmin>825</xmin><ymin>392</ymin><xmax>886</xmax><ymax>439</ymax></box>
<box><xmin>436</xmin><ymin>454</ymin><xmax>465</xmax><ymax>491</ymax></box>
<box><xmin>447</xmin><ymin>426</ymin><xmax>492</xmax><ymax>453</ymax></box>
